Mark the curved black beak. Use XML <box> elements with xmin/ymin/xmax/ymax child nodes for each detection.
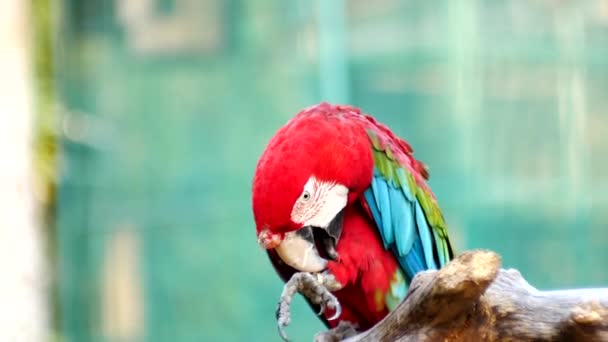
<box><xmin>300</xmin><ymin>209</ymin><xmax>345</xmax><ymax>261</ymax></box>
<box><xmin>275</xmin><ymin>209</ymin><xmax>346</xmax><ymax>272</ymax></box>
<box><xmin>327</xmin><ymin>208</ymin><xmax>345</xmax><ymax>243</ymax></box>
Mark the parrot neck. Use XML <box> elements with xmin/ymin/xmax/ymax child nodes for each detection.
<box><xmin>347</xmin><ymin>191</ymin><xmax>360</xmax><ymax>205</ymax></box>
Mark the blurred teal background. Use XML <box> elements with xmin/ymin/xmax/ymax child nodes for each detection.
<box><xmin>48</xmin><ymin>0</ymin><xmax>608</xmax><ymax>341</ymax></box>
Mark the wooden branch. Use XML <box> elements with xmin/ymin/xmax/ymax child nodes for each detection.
<box><xmin>315</xmin><ymin>250</ymin><xmax>608</xmax><ymax>342</ymax></box>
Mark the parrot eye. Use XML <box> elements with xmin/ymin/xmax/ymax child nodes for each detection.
<box><xmin>302</xmin><ymin>191</ymin><xmax>311</xmax><ymax>201</ymax></box>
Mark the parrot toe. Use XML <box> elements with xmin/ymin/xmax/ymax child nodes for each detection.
<box><xmin>317</xmin><ymin>294</ymin><xmax>341</xmax><ymax>319</ymax></box>
<box><xmin>276</xmin><ymin>272</ymin><xmax>343</xmax><ymax>341</ymax></box>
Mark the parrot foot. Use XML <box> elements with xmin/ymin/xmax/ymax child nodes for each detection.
<box><xmin>313</xmin><ymin>321</ymin><xmax>359</xmax><ymax>342</ymax></box>
<box><xmin>276</xmin><ymin>272</ymin><xmax>342</xmax><ymax>342</ymax></box>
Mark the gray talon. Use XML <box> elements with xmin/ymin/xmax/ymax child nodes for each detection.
<box><xmin>278</xmin><ymin>325</ymin><xmax>289</xmax><ymax>342</ymax></box>
<box><xmin>327</xmin><ymin>296</ymin><xmax>342</xmax><ymax>321</ymax></box>
<box><xmin>318</xmin><ymin>302</ymin><xmax>325</xmax><ymax>316</ymax></box>
<box><xmin>275</xmin><ymin>272</ymin><xmax>343</xmax><ymax>340</ymax></box>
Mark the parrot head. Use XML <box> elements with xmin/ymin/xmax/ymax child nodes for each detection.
<box><xmin>252</xmin><ymin>103</ymin><xmax>373</xmax><ymax>273</ymax></box>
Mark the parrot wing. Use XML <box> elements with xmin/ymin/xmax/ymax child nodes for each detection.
<box><xmin>361</xmin><ymin>128</ymin><xmax>453</xmax><ymax>283</ymax></box>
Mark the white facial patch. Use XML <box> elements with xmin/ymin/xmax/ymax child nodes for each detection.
<box><xmin>290</xmin><ymin>176</ymin><xmax>349</xmax><ymax>228</ymax></box>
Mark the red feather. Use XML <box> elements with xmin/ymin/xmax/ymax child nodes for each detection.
<box><xmin>325</xmin><ymin>203</ymin><xmax>399</xmax><ymax>329</ymax></box>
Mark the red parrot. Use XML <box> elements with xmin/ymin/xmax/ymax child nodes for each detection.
<box><xmin>252</xmin><ymin>103</ymin><xmax>454</xmax><ymax>336</ymax></box>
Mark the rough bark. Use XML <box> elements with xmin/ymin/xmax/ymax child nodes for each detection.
<box><xmin>316</xmin><ymin>250</ymin><xmax>608</xmax><ymax>342</ymax></box>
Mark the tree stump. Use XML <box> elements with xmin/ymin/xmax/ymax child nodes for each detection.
<box><xmin>315</xmin><ymin>250</ymin><xmax>608</xmax><ymax>342</ymax></box>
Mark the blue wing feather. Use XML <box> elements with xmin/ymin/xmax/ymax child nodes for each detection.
<box><xmin>363</xmin><ymin>190</ymin><xmax>382</xmax><ymax>230</ymax></box>
<box><xmin>389</xmin><ymin>185</ymin><xmax>415</xmax><ymax>256</ymax></box>
<box><xmin>364</xmin><ymin>167</ymin><xmax>442</xmax><ymax>285</ymax></box>
<box><xmin>371</xmin><ymin>174</ymin><xmax>394</xmax><ymax>248</ymax></box>
<box><xmin>414</xmin><ymin>201</ymin><xmax>438</xmax><ymax>270</ymax></box>
<box><xmin>401</xmin><ymin>238</ymin><xmax>426</xmax><ymax>279</ymax></box>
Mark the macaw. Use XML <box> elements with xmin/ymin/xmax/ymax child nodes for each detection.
<box><xmin>252</xmin><ymin>103</ymin><xmax>454</xmax><ymax>336</ymax></box>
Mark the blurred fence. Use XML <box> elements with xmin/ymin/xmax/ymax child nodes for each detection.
<box><xmin>53</xmin><ymin>1</ymin><xmax>608</xmax><ymax>341</ymax></box>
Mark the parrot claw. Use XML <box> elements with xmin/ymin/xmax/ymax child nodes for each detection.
<box><xmin>276</xmin><ymin>296</ymin><xmax>292</xmax><ymax>342</ymax></box>
<box><xmin>317</xmin><ymin>302</ymin><xmax>325</xmax><ymax>316</ymax></box>
<box><xmin>278</xmin><ymin>324</ymin><xmax>289</xmax><ymax>342</ymax></box>
<box><xmin>327</xmin><ymin>300</ymin><xmax>342</xmax><ymax>321</ymax></box>
<box><xmin>317</xmin><ymin>298</ymin><xmax>342</xmax><ymax>320</ymax></box>
<box><xmin>276</xmin><ymin>272</ymin><xmax>343</xmax><ymax>341</ymax></box>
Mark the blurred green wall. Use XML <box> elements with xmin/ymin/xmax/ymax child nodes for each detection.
<box><xmin>53</xmin><ymin>1</ymin><xmax>608</xmax><ymax>341</ymax></box>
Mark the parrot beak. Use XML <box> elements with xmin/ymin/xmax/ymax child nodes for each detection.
<box><xmin>275</xmin><ymin>226</ymin><xmax>328</xmax><ymax>272</ymax></box>
<box><xmin>274</xmin><ymin>209</ymin><xmax>345</xmax><ymax>273</ymax></box>
<box><xmin>316</xmin><ymin>208</ymin><xmax>344</xmax><ymax>261</ymax></box>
